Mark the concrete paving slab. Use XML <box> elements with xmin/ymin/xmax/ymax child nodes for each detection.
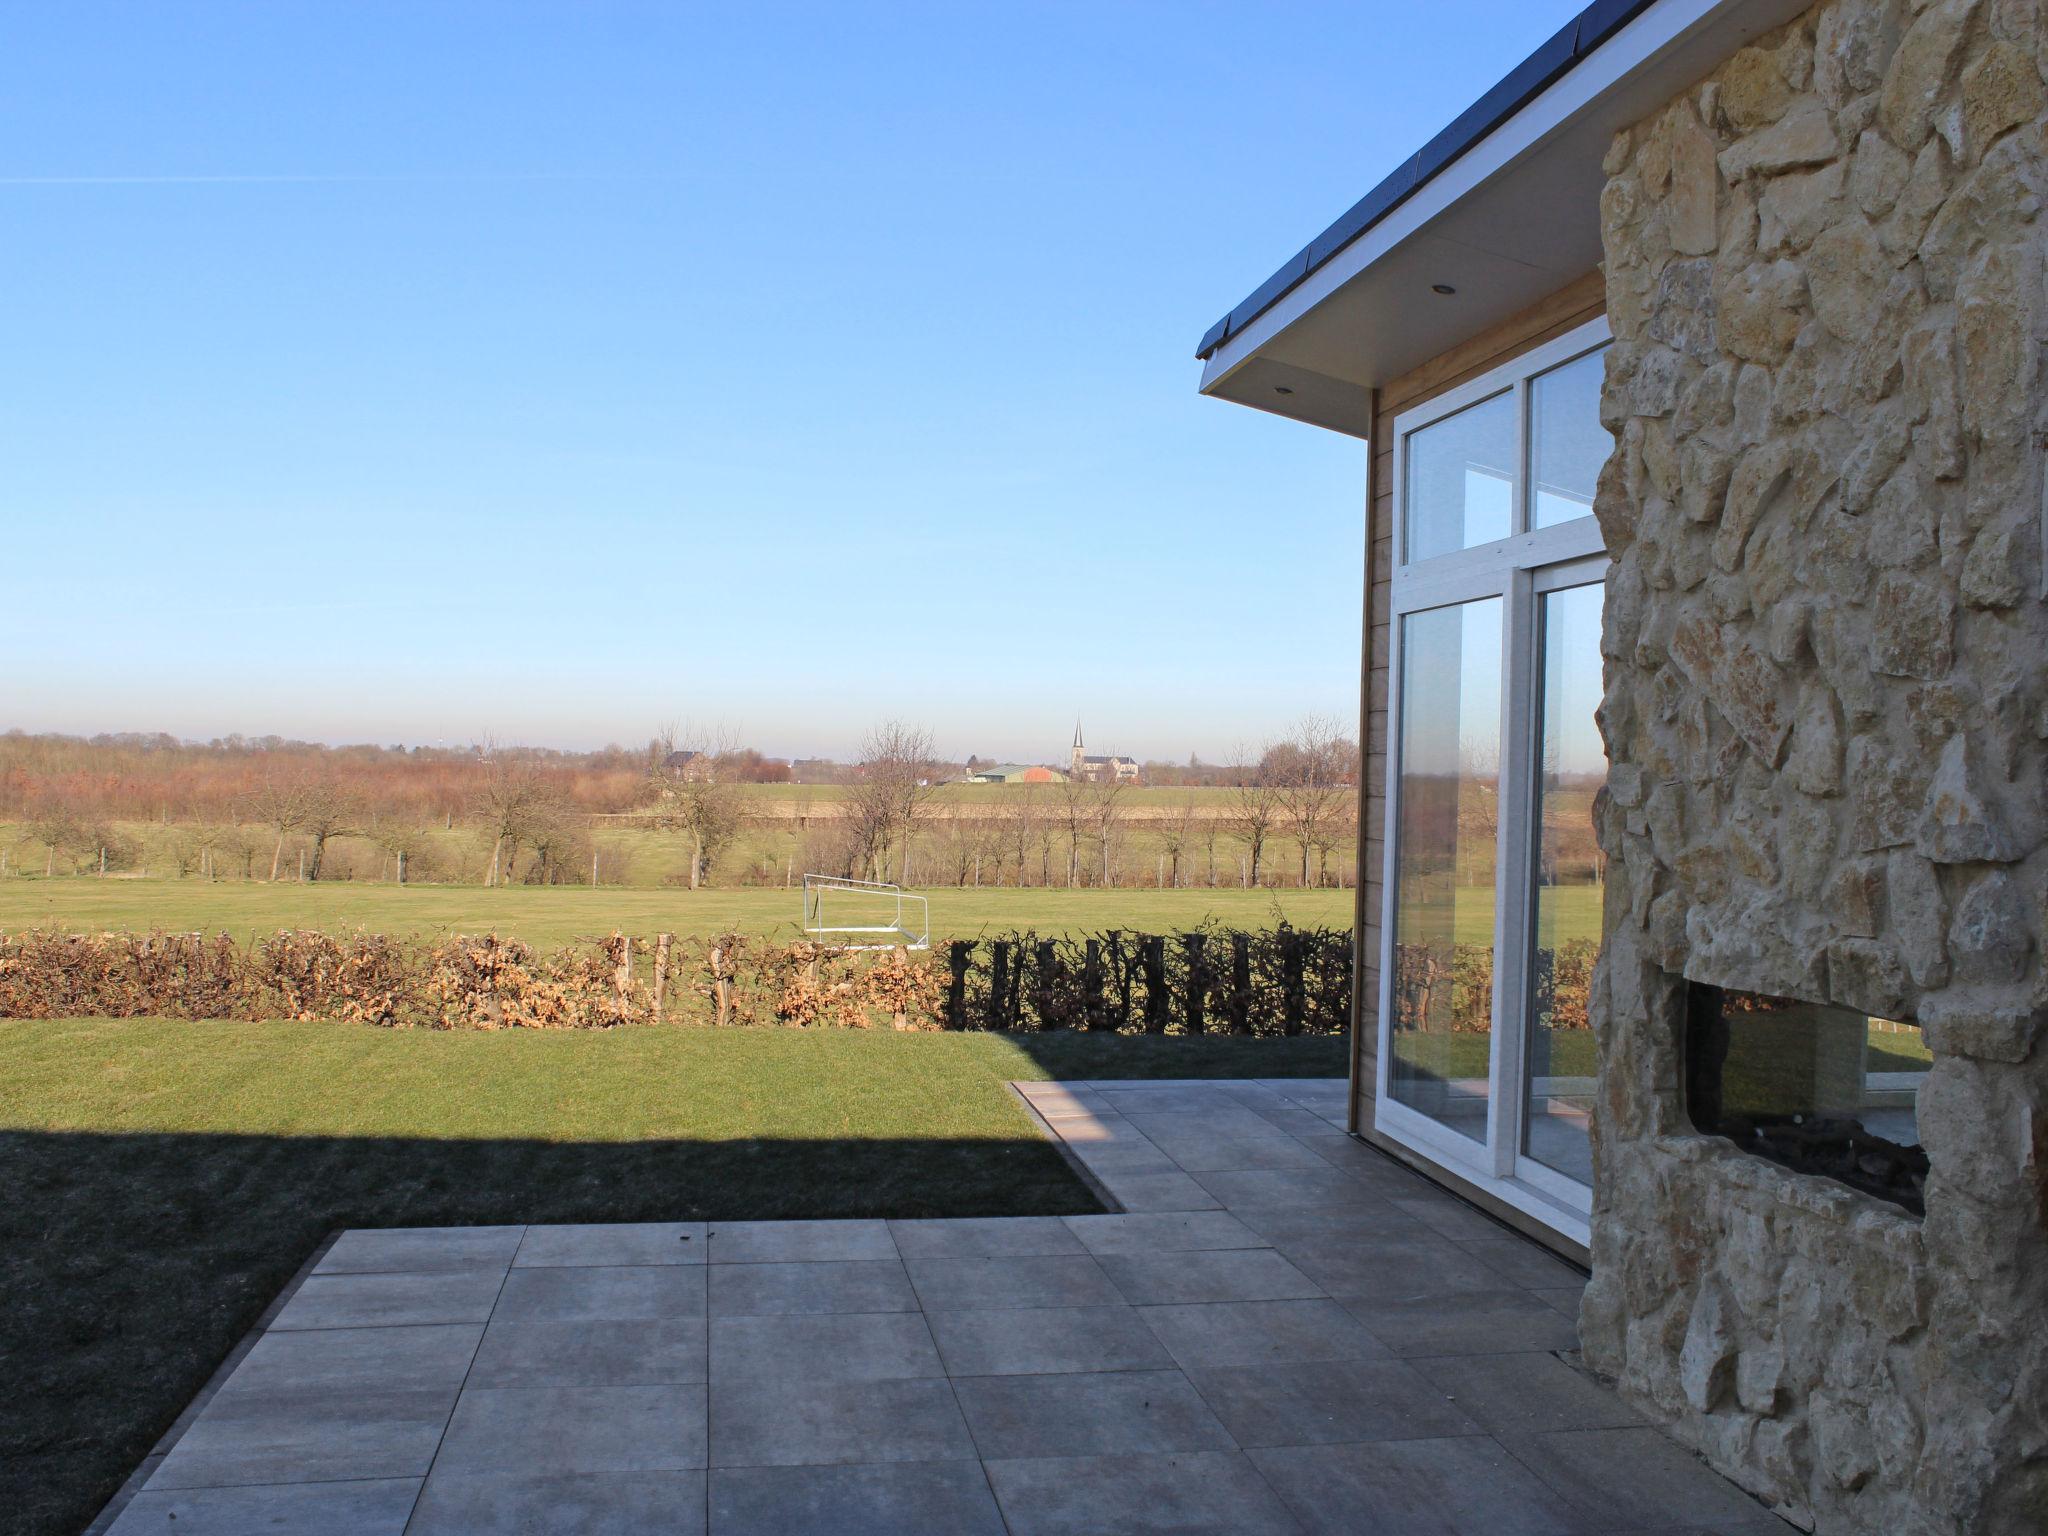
<box><xmin>1191</xmin><ymin>1166</ymin><xmax>1396</xmax><ymax>1209</ymax></box>
<box><xmin>1461</xmin><ymin>1236</ymin><xmax>1589</xmax><ymax>1290</ymax></box>
<box><xmin>210</xmin><ymin>1323</ymin><xmax>481</xmax><ymax>1399</ymax></box>
<box><xmin>904</xmin><ymin>1253</ymin><xmax>1123</xmax><ymax>1312</ymax></box>
<box><xmin>888</xmin><ymin>1215</ymin><xmax>1084</xmax><ymax>1259</ymax></box>
<box><xmin>710</xmin><ymin>1311</ymin><xmax>942</xmax><ymax>1384</ymax></box>
<box><xmin>1280</xmin><ymin>1235</ymin><xmax>1511</xmax><ymax>1301</ymax></box>
<box><xmin>710</xmin><ymin>1376</ymin><xmax>976</xmax><ymax>1468</ymax></box>
<box><xmin>512</xmin><ymin>1222</ymin><xmax>707</xmax><ymax>1268</ymax></box>
<box><xmin>1233</xmin><ymin>1200</ymin><xmax>1426</xmax><ymax>1245</ymax></box>
<box><xmin>1098</xmin><ymin>1247</ymin><xmax>1326</xmax><ymax>1305</ymax></box>
<box><xmin>1137</xmin><ymin>1298</ymin><xmax>1392</xmax><ymax>1369</ymax></box>
<box><xmin>434</xmin><ymin>1384</ymin><xmax>707</xmax><ymax>1475</ymax></box>
<box><xmin>984</xmin><ymin>1450</ymin><xmax>1303</xmax><ymax>1536</ymax></box>
<box><xmin>409</xmin><ymin>1469</ymin><xmax>708</xmax><ymax>1535</ymax></box>
<box><xmin>1061</xmin><ymin>1209</ymin><xmax>1263</xmax><ymax>1254</ymax></box>
<box><xmin>953</xmin><ymin>1368</ymin><xmax>1236</xmax><ymax>1459</ymax></box>
<box><xmin>270</xmin><ymin>1270</ymin><xmax>504</xmax><ymax>1331</ymax></box>
<box><xmin>1504</xmin><ymin>1427</ymin><xmax>1795</xmax><ymax>1533</ymax></box>
<box><xmin>705</xmin><ymin>1219</ymin><xmax>897</xmax><ymax>1264</ymax></box>
<box><xmin>1249</xmin><ymin>1436</ymin><xmax>1588</xmax><ymax>1535</ymax></box>
<box><xmin>708</xmin><ymin>1259</ymin><xmax>916</xmax><ymax>1317</ymax></box>
<box><xmin>926</xmin><ymin>1302</ymin><xmax>1172</xmax><ymax>1377</ymax></box>
<box><xmin>1342</xmin><ymin>1289</ymin><xmax>1585</xmax><ymax>1358</ymax></box>
<box><xmin>467</xmin><ymin>1317</ymin><xmax>707</xmax><ymax>1389</ymax></box>
<box><xmin>1090</xmin><ymin>1169</ymin><xmax>1223</xmax><ymax>1210</ymax></box>
<box><xmin>1422</xmin><ymin>1352</ymin><xmax>1648</xmax><ymax>1437</ymax></box>
<box><xmin>710</xmin><ymin>1461</ymin><xmax>1006</xmax><ymax>1536</ymax></box>
<box><xmin>1186</xmin><ymin>1357</ymin><xmax>1483</xmax><ymax>1447</ymax></box>
<box><xmin>146</xmin><ymin>1388</ymin><xmax>455</xmax><ymax>1490</ymax></box>
<box><xmin>316</xmin><ymin>1227</ymin><xmax>524</xmax><ymax>1276</ymax></box>
<box><xmin>107</xmin><ymin>1477</ymin><xmax>423</xmax><ymax>1535</ymax></box>
<box><xmin>493</xmin><ymin>1264</ymin><xmax>706</xmax><ymax>1324</ymax></box>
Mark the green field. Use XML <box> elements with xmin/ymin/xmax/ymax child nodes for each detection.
<box><xmin>0</xmin><ymin>877</ymin><xmax>1356</xmax><ymax>948</ymax></box>
<box><xmin>0</xmin><ymin>1021</ymin><xmax>1345</xmax><ymax>1536</ymax></box>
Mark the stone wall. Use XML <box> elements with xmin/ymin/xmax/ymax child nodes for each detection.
<box><xmin>1582</xmin><ymin>0</ymin><xmax>2048</xmax><ymax>1529</ymax></box>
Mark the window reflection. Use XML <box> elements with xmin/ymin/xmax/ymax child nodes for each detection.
<box><xmin>1404</xmin><ymin>390</ymin><xmax>1515</xmax><ymax>563</ymax></box>
<box><xmin>1389</xmin><ymin>597</ymin><xmax>1502</xmax><ymax>1143</ymax></box>
<box><xmin>1523</xmin><ymin>582</ymin><xmax>1605</xmax><ymax>1184</ymax></box>
<box><xmin>1530</xmin><ymin>347</ymin><xmax>1609</xmax><ymax>529</ymax></box>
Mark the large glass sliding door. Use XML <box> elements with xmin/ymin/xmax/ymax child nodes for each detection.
<box><xmin>1376</xmin><ymin>316</ymin><xmax>1612</xmax><ymax>1242</ymax></box>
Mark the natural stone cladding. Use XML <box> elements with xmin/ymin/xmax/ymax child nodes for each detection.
<box><xmin>1581</xmin><ymin>1</ymin><xmax>2047</xmax><ymax>1530</ymax></box>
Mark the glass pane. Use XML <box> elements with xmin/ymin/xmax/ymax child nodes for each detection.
<box><xmin>1404</xmin><ymin>390</ymin><xmax>1514</xmax><ymax>563</ymax></box>
<box><xmin>1529</xmin><ymin>346</ymin><xmax>1610</xmax><ymax>529</ymax></box>
<box><xmin>1523</xmin><ymin>582</ymin><xmax>1605</xmax><ymax>1185</ymax></box>
<box><xmin>1688</xmin><ymin>988</ymin><xmax>1929</xmax><ymax>1214</ymax></box>
<box><xmin>1389</xmin><ymin>597</ymin><xmax>1502</xmax><ymax>1143</ymax></box>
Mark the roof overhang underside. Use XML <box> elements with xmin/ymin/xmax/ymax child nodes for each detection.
<box><xmin>1198</xmin><ymin>0</ymin><xmax>1811</xmax><ymax>439</ymax></box>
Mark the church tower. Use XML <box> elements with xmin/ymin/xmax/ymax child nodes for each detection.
<box><xmin>1071</xmin><ymin>722</ymin><xmax>1084</xmax><ymax>777</ymax></box>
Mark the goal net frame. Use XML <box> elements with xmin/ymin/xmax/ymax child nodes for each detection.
<box><xmin>800</xmin><ymin>874</ymin><xmax>930</xmax><ymax>951</ymax></box>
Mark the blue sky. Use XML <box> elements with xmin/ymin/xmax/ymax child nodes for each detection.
<box><xmin>2</xmin><ymin>1</ymin><xmax>1581</xmax><ymax>763</ymax></box>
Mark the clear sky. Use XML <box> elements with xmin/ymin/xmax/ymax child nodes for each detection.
<box><xmin>3</xmin><ymin>0</ymin><xmax>1582</xmax><ymax>764</ymax></box>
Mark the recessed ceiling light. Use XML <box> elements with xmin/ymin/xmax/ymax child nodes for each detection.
<box><xmin>1432</xmin><ymin>283</ymin><xmax>1457</xmax><ymax>295</ymax></box>
<box><xmin>1273</xmin><ymin>385</ymin><xmax>1295</xmax><ymax>395</ymax></box>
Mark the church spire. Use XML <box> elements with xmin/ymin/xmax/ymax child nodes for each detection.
<box><xmin>1073</xmin><ymin>720</ymin><xmax>1083</xmax><ymax>751</ymax></box>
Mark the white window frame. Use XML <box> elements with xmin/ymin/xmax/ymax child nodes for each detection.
<box><xmin>1374</xmin><ymin>314</ymin><xmax>1612</xmax><ymax>1248</ymax></box>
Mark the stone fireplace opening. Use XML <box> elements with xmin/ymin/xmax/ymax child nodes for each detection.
<box><xmin>1684</xmin><ymin>983</ymin><xmax>1930</xmax><ymax>1216</ymax></box>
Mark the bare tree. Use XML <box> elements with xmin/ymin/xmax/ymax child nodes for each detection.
<box><xmin>244</xmin><ymin>775</ymin><xmax>318</xmax><ymax>882</ymax></box>
<box><xmin>1090</xmin><ymin>777</ymin><xmax>1129</xmax><ymax>888</ymax></box>
<box><xmin>300</xmin><ymin>779</ymin><xmax>362</xmax><ymax>882</ymax></box>
<box><xmin>1158</xmin><ymin>794</ymin><xmax>1201</xmax><ymax>889</ymax></box>
<box><xmin>1054</xmin><ymin>774</ymin><xmax>1092</xmax><ymax>888</ymax></box>
<box><xmin>25</xmin><ymin>807</ymin><xmax>83</xmax><ymax>877</ymax></box>
<box><xmin>1222</xmin><ymin>742</ymin><xmax>1281</xmax><ymax>888</ymax></box>
<box><xmin>646</xmin><ymin>724</ymin><xmax>744</xmax><ymax>889</ymax></box>
<box><xmin>845</xmin><ymin>722</ymin><xmax>939</xmax><ymax>883</ymax></box>
<box><xmin>1271</xmin><ymin>715</ymin><xmax>1356</xmax><ymax>887</ymax></box>
<box><xmin>471</xmin><ymin>758</ymin><xmax>559</xmax><ymax>887</ymax></box>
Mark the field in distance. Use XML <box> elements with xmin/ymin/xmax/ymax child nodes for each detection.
<box><xmin>0</xmin><ymin>879</ymin><xmax>1357</xmax><ymax>949</ymax></box>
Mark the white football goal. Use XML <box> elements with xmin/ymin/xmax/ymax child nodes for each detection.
<box><xmin>800</xmin><ymin>874</ymin><xmax>930</xmax><ymax>951</ymax></box>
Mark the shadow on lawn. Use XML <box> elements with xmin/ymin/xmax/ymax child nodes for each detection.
<box><xmin>1</xmin><ymin>1127</ymin><xmax>1096</xmax><ymax>1536</ymax></box>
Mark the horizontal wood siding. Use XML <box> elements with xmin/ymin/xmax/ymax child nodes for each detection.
<box><xmin>1355</xmin><ymin>269</ymin><xmax>1605</xmax><ymax>1125</ymax></box>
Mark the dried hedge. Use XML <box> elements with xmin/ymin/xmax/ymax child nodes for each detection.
<box><xmin>0</xmin><ymin>924</ymin><xmax>1353</xmax><ymax>1035</ymax></box>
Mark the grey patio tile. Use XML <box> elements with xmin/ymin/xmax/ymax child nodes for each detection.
<box><xmin>1461</xmin><ymin>1236</ymin><xmax>1590</xmax><ymax>1290</ymax></box>
<box><xmin>1423</xmin><ymin>1352</ymin><xmax>1644</xmax><ymax>1437</ymax></box>
<box><xmin>1098</xmin><ymin>1246</ymin><xmax>1325</xmax><ymax>1305</ymax></box>
<box><xmin>710</xmin><ymin>1375</ymin><xmax>976</xmax><ymax>1468</ymax></box>
<box><xmin>952</xmin><ymin>1369</ymin><xmax>1235</xmax><ymax>1459</ymax></box>
<box><xmin>493</xmin><ymin>1264</ymin><xmax>706</xmax><ymax>1323</ymax></box>
<box><xmin>410</xmin><ymin>1469</ymin><xmax>707</xmax><ymax>1535</ymax></box>
<box><xmin>1093</xmin><ymin>1169</ymin><xmax>1223</xmax><ymax>1211</ymax></box>
<box><xmin>513</xmin><ymin>1222</ymin><xmax>707</xmax><ymax>1267</ymax></box>
<box><xmin>434</xmin><ymin>1384</ymin><xmax>707</xmax><ymax>1475</ymax></box>
<box><xmin>1280</xmin><ymin>1236</ymin><xmax>1511</xmax><ymax>1301</ymax></box>
<box><xmin>1061</xmin><ymin>1209</ymin><xmax>1263</xmax><ymax>1254</ymax></box>
<box><xmin>1125</xmin><ymin>1127</ymin><xmax>1329</xmax><ymax>1173</ymax></box>
<box><xmin>887</xmin><ymin>1216</ymin><xmax>1084</xmax><ymax>1259</ymax></box>
<box><xmin>1233</xmin><ymin>1199</ymin><xmax>1427</xmax><ymax>1246</ymax></box>
<box><xmin>710</xmin><ymin>1311</ymin><xmax>942</xmax><ymax>1383</ymax></box>
<box><xmin>108</xmin><ymin>1477</ymin><xmax>422</xmax><ymax>1535</ymax></box>
<box><xmin>317</xmin><ymin>1226</ymin><xmax>524</xmax><ymax>1275</ymax></box>
<box><xmin>1187</xmin><ymin>1357</ymin><xmax>1482</xmax><ymax>1447</ymax></box>
<box><xmin>146</xmin><ymin>1389</ymin><xmax>453</xmax><ymax>1489</ymax></box>
<box><xmin>1249</xmin><ymin>1437</ymin><xmax>1588</xmax><ymax>1535</ymax></box>
<box><xmin>1124</xmin><ymin>1105</ymin><xmax>1290</xmax><ymax>1138</ymax></box>
<box><xmin>705</xmin><ymin>1218</ymin><xmax>897</xmax><ymax>1263</ymax></box>
<box><xmin>270</xmin><ymin>1270</ymin><xmax>504</xmax><ymax>1331</ymax></box>
<box><xmin>927</xmin><ymin>1303</ymin><xmax>1172</xmax><ymax>1376</ymax></box>
<box><xmin>1343</xmin><ymin>1289</ymin><xmax>1585</xmax><ymax>1358</ymax></box>
<box><xmin>468</xmin><ymin>1318</ymin><xmax>707</xmax><ymax>1388</ymax></box>
<box><xmin>1393</xmin><ymin>1193</ymin><xmax>1514</xmax><ymax>1242</ymax></box>
<box><xmin>1248</xmin><ymin>1105</ymin><xmax>1342</xmax><ymax>1138</ymax></box>
<box><xmin>1138</xmin><ymin>1298</ymin><xmax>1391</xmax><ymax>1369</ymax></box>
<box><xmin>1297</xmin><ymin>1135</ymin><xmax>1439</xmax><ymax>1193</ymax></box>
<box><xmin>709</xmin><ymin>1259</ymin><xmax>917</xmax><ymax>1317</ymax></box>
<box><xmin>1065</xmin><ymin>1143</ymin><xmax>1182</xmax><ymax>1176</ymax></box>
<box><xmin>710</xmin><ymin>1460</ymin><xmax>1006</xmax><ymax>1536</ymax></box>
<box><xmin>984</xmin><ymin>1450</ymin><xmax>1302</xmax><ymax>1536</ymax></box>
<box><xmin>1533</xmin><ymin>1286</ymin><xmax>1587</xmax><ymax>1318</ymax></box>
<box><xmin>1192</xmin><ymin>1166</ymin><xmax>1394</xmax><ymax>1210</ymax></box>
<box><xmin>904</xmin><ymin>1253</ymin><xmax>1122</xmax><ymax>1311</ymax></box>
<box><xmin>1505</xmin><ymin>1427</ymin><xmax>1794</xmax><ymax>1533</ymax></box>
<box><xmin>1046</xmin><ymin>1112</ymin><xmax>1153</xmax><ymax>1146</ymax></box>
<box><xmin>213</xmin><ymin>1323</ymin><xmax>482</xmax><ymax>1399</ymax></box>
<box><xmin>1014</xmin><ymin>1083</ymin><xmax>1110</xmax><ymax>1115</ymax></box>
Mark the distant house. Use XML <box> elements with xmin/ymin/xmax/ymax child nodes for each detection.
<box><xmin>1069</xmin><ymin>724</ymin><xmax>1138</xmax><ymax>783</ymax></box>
<box><xmin>661</xmin><ymin>749</ymin><xmax>713</xmax><ymax>783</ymax></box>
<box><xmin>968</xmin><ymin>763</ymin><xmax>1066</xmax><ymax>785</ymax></box>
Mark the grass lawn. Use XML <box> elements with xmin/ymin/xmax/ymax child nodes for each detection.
<box><xmin>0</xmin><ymin>878</ymin><xmax>1355</xmax><ymax>950</ymax></box>
<box><xmin>0</xmin><ymin>1019</ymin><xmax>1346</xmax><ymax>1536</ymax></box>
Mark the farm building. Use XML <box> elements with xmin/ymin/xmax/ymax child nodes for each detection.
<box><xmin>660</xmin><ymin>748</ymin><xmax>714</xmax><ymax>782</ymax></box>
<box><xmin>1198</xmin><ymin>0</ymin><xmax>2047</xmax><ymax>1530</ymax></box>
<box><xmin>1069</xmin><ymin>723</ymin><xmax>1140</xmax><ymax>783</ymax></box>
<box><xmin>966</xmin><ymin>762</ymin><xmax>1068</xmax><ymax>784</ymax></box>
